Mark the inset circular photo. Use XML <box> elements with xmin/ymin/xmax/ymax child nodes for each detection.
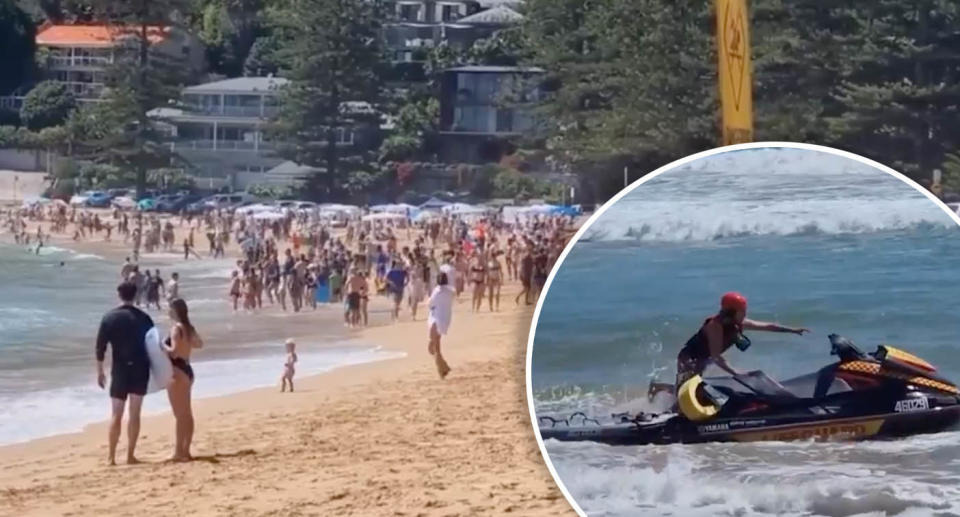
<box><xmin>527</xmin><ymin>143</ymin><xmax>960</xmax><ymax>516</ymax></box>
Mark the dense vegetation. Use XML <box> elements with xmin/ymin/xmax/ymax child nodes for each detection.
<box><xmin>3</xmin><ymin>0</ymin><xmax>960</xmax><ymax>202</ymax></box>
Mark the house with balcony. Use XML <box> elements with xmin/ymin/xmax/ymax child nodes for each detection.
<box><xmin>437</xmin><ymin>65</ymin><xmax>543</xmax><ymax>163</ymax></box>
<box><xmin>153</xmin><ymin>77</ymin><xmax>375</xmax><ymax>190</ymax></box>
<box><xmin>32</xmin><ymin>23</ymin><xmax>205</xmax><ymax>101</ymax></box>
<box><xmin>384</xmin><ymin>0</ymin><xmax>524</xmax><ymax>76</ymax></box>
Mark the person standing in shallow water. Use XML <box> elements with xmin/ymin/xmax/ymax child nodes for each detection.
<box><xmin>95</xmin><ymin>282</ymin><xmax>154</xmax><ymax>465</ymax></box>
<box><xmin>162</xmin><ymin>298</ymin><xmax>203</xmax><ymax>462</ymax></box>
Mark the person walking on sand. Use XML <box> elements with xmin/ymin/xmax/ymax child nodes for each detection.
<box><xmin>428</xmin><ymin>272</ymin><xmax>455</xmax><ymax>378</ymax></box>
<box><xmin>408</xmin><ymin>261</ymin><xmax>426</xmax><ymax>320</ymax></box>
<box><xmin>161</xmin><ymin>298</ymin><xmax>203</xmax><ymax>462</ymax></box>
<box><xmin>469</xmin><ymin>253</ymin><xmax>486</xmax><ymax>312</ymax></box>
<box><xmin>345</xmin><ymin>268</ymin><xmax>364</xmax><ymax>327</ymax></box>
<box><xmin>385</xmin><ymin>260</ymin><xmax>408</xmax><ymax>322</ymax></box>
<box><xmin>515</xmin><ymin>247</ymin><xmax>534</xmax><ymax>305</ymax></box>
<box><xmin>281</xmin><ymin>338</ymin><xmax>298</xmax><ymax>392</ymax></box>
<box><xmin>95</xmin><ymin>281</ymin><xmax>154</xmax><ymax>465</ymax></box>
<box><xmin>486</xmin><ymin>250</ymin><xmax>503</xmax><ymax>311</ymax></box>
<box><xmin>360</xmin><ymin>271</ymin><xmax>371</xmax><ymax>326</ymax></box>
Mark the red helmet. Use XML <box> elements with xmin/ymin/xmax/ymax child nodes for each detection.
<box><xmin>721</xmin><ymin>292</ymin><xmax>747</xmax><ymax>312</ymax></box>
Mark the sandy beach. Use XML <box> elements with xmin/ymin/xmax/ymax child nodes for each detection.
<box><xmin>0</xmin><ymin>204</ymin><xmax>574</xmax><ymax>516</ymax></box>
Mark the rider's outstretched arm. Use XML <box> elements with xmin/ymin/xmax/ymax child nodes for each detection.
<box><xmin>742</xmin><ymin>318</ymin><xmax>808</xmax><ymax>335</ymax></box>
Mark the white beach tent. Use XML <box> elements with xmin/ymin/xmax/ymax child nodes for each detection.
<box><xmin>370</xmin><ymin>203</ymin><xmax>418</xmax><ymax>214</ymax></box>
<box><xmin>442</xmin><ymin>203</ymin><xmax>489</xmax><ymax>215</ymax></box>
<box><xmin>319</xmin><ymin>203</ymin><xmax>362</xmax><ymax>217</ymax></box>
<box><xmin>252</xmin><ymin>211</ymin><xmax>286</xmax><ymax>221</ymax></box>
<box><xmin>419</xmin><ymin>197</ymin><xmax>450</xmax><ymax>211</ymax></box>
<box><xmin>362</xmin><ymin>212</ymin><xmax>407</xmax><ymax>222</ymax></box>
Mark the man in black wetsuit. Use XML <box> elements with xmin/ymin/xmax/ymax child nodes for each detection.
<box><xmin>96</xmin><ymin>281</ymin><xmax>155</xmax><ymax>465</ymax></box>
<box><xmin>675</xmin><ymin>292</ymin><xmax>809</xmax><ymax>393</ymax></box>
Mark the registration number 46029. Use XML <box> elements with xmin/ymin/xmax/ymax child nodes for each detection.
<box><xmin>894</xmin><ymin>397</ymin><xmax>929</xmax><ymax>413</ymax></box>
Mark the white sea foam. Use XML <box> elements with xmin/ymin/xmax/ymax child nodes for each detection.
<box><xmin>547</xmin><ymin>440</ymin><xmax>960</xmax><ymax>517</ymax></box>
<box><xmin>583</xmin><ymin>148</ymin><xmax>955</xmax><ymax>243</ymax></box>
<box><xmin>0</xmin><ymin>307</ymin><xmax>68</xmax><ymax>333</ymax></box>
<box><xmin>0</xmin><ymin>344</ymin><xmax>404</xmax><ymax>446</ymax></box>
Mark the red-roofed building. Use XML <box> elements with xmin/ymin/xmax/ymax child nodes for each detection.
<box><xmin>35</xmin><ymin>22</ymin><xmax>205</xmax><ymax>99</ymax></box>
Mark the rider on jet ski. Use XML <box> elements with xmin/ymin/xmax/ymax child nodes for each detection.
<box><xmin>676</xmin><ymin>292</ymin><xmax>809</xmax><ymax>393</ymax></box>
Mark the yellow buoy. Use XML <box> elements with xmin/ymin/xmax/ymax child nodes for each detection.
<box><xmin>677</xmin><ymin>375</ymin><xmax>719</xmax><ymax>421</ymax></box>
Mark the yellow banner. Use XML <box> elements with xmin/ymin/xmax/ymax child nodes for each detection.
<box><xmin>715</xmin><ymin>0</ymin><xmax>753</xmax><ymax>145</ymax></box>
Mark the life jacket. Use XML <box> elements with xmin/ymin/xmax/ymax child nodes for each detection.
<box><xmin>681</xmin><ymin>314</ymin><xmax>742</xmax><ymax>361</ymax></box>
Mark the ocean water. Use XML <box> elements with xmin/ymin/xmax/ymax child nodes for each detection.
<box><xmin>530</xmin><ymin>148</ymin><xmax>960</xmax><ymax>516</ymax></box>
<box><xmin>0</xmin><ymin>243</ymin><xmax>403</xmax><ymax>446</ymax></box>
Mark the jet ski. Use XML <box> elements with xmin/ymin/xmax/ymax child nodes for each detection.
<box><xmin>538</xmin><ymin>334</ymin><xmax>960</xmax><ymax>445</ymax></box>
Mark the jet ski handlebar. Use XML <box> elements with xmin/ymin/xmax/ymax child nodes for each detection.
<box><xmin>828</xmin><ymin>333</ymin><xmax>869</xmax><ymax>361</ymax></box>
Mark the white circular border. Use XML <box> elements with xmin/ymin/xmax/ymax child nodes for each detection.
<box><xmin>523</xmin><ymin>141</ymin><xmax>960</xmax><ymax>516</ymax></box>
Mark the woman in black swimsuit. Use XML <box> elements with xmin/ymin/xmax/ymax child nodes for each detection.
<box><xmin>162</xmin><ymin>298</ymin><xmax>204</xmax><ymax>461</ymax></box>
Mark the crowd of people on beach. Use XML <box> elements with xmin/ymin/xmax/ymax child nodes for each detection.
<box><xmin>2</xmin><ymin>197</ymin><xmax>578</xmax><ymax>465</ymax></box>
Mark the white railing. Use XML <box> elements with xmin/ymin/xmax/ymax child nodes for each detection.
<box><xmin>182</xmin><ymin>105</ymin><xmax>278</xmax><ymax>118</ymax></box>
<box><xmin>172</xmin><ymin>139</ymin><xmax>275</xmax><ymax>151</ymax></box>
<box><xmin>49</xmin><ymin>56</ymin><xmax>112</xmax><ymax>68</ymax></box>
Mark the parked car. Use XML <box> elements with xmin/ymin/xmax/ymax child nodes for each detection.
<box><xmin>295</xmin><ymin>201</ymin><xmax>318</xmax><ymax>213</ymax></box>
<box><xmin>236</xmin><ymin>202</ymin><xmax>278</xmax><ymax>216</ymax></box>
<box><xmin>163</xmin><ymin>193</ymin><xmax>204</xmax><ymax>213</ymax></box>
<box><xmin>184</xmin><ymin>192</ymin><xmax>258</xmax><ymax>214</ymax></box>
<box><xmin>111</xmin><ymin>196</ymin><xmax>136</xmax><ymax>210</ymax></box>
<box><xmin>69</xmin><ymin>191</ymin><xmax>94</xmax><ymax>206</ymax></box>
<box><xmin>151</xmin><ymin>194</ymin><xmax>179</xmax><ymax>212</ymax></box>
<box><xmin>138</xmin><ymin>189</ymin><xmax>161</xmax><ymax>201</ymax></box>
<box><xmin>84</xmin><ymin>191</ymin><xmax>113</xmax><ymax>208</ymax></box>
<box><xmin>137</xmin><ymin>198</ymin><xmax>157</xmax><ymax>211</ymax></box>
<box><xmin>107</xmin><ymin>188</ymin><xmax>132</xmax><ymax>198</ymax></box>
<box><xmin>226</xmin><ymin>195</ymin><xmax>260</xmax><ymax>211</ymax></box>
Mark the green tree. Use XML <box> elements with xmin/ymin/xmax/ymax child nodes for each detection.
<box><xmin>20</xmin><ymin>81</ymin><xmax>77</xmax><ymax>130</ymax></box>
<box><xmin>197</xmin><ymin>0</ymin><xmax>265</xmax><ymax>77</ymax></box>
<box><xmin>0</xmin><ymin>0</ymin><xmax>35</xmax><ymax>95</ymax></box>
<box><xmin>243</xmin><ymin>34</ymin><xmax>280</xmax><ymax>76</ymax></box>
<box><xmin>518</xmin><ymin>0</ymin><xmax>717</xmax><ymax>200</ymax></box>
<box><xmin>379</xmin><ymin>97</ymin><xmax>438</xmax><ymax>162</ymax></box>
<box><xmin>823</xmin><ymin>2</ymin><xmax>960</xmax><ymax>180</ymax></box>
<box><xmin>268</xmin><ymin>0</ymin><xmax>386</xmax><ymax>200</ymax></box>
<box><xmin>467</xmin><ymin>27</ymin><xmax>527</xmax><ymax>66</ymax></box>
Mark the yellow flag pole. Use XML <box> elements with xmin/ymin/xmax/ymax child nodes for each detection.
<box><xmin>715</xmin><ymin>0</ymin><xmax>754</xmax><ymax>146</ymax></box>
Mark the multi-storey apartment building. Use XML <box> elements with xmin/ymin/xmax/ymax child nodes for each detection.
<box><xmin>35</xmin><ymin>23</ymin><xmax>205</xmax><ymax>100</ymax></box>
<box><xmin>154</xmin><ymin>77</ymin><xmax>370</xmax><ymax>189</ymax></box>
<box><xmin>437</xmin><ymin>65</ymin><xmax>542</xmax><ymax>163</ymax></box>
<box><xmin>383</xmin><ymin>0</ymin><xmax>524</xmax><ymax>65</ymax></box>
